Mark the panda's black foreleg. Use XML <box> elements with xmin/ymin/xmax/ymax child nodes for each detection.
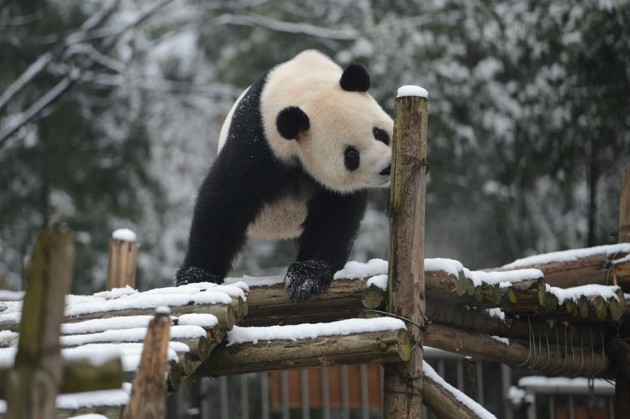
<box><xmin>176</xmin><ymin>164</ymin><xmax>262</xmax><ymax>286</ymax></box>
<box><xmin>285</xmin><ymin>189</ymin><xmax>368</xmax><ymax>302</ymax></box>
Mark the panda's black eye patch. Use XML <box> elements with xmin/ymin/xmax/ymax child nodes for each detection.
<box><xmin>373</xmin><ymin>127</ymin><xmax>390</xmax><ymax>145</ymax></box>
<box><xmin>344</xmin><ymin>146</ymin><xmax>360</xmax><ymax>171</ymax></box>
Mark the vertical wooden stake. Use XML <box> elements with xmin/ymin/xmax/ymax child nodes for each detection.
<box><xmin>106</xmin><ymin>229</ymin><xmax>138</xmax><ymax>290</ymax></box>
<box><xmin>123</xmin><ymin>307</ymin><xmax>171</xmax><ymax>419</ymax></box>
<box><xmin>619</xmin><ymin>163</ymin><xmax>630</xmax><ymax>243</ymax></box>
<box><xmin>6</xmin><ymin>224</ymin><xmax>74</xmax><ymax>419</ymax></box>
<box><xmin>615</xmin><ymin>162</ymin><xmax>630</xmax><ymax>419</ymax></box>
<box><xmin>383</xmin><ymin>85</ymin><xmax>429</xmax><ymax>418</ymax></box>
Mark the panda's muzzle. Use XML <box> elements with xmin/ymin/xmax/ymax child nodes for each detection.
<box><xmin>379</xmin><ymin>165</ymin><xmax>391</xmax><ymax>176</ymax></box>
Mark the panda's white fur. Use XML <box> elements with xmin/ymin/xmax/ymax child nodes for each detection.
<box><xmin>220</xmin><ymin>50</ymin><xmax>392</xmax><ymax>192</ymax></box>
<box><xmin>218</xmin><ymin>50</ymin><xmax>392</xmax><ymax>239</ymax></box>
<box><xmin>178</xmin><ymin>50</ymin><xmax>393</xmax><ymax>302</ymax></box>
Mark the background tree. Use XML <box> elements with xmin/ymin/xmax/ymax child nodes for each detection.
<box><xmin>0</xmin><ymin>0</ymin><xmax>627</xmax><ymax>292</ymax></box>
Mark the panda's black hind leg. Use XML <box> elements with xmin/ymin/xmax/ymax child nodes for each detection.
<box><xmin>285</xmin><ymin>189</ymin><xmax>367</xmax><ymax>302</ymax></box>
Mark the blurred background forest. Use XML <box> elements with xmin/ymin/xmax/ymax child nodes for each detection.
<box><xmin>0</xmin><ymin>0</ymin><xmax>628</xmax><ymax>294</ymax></box>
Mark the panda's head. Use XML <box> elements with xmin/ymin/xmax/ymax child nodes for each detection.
<box><xmin>262</xmin><ymin>50</ymin><xmax>393</xmax><ymax>193</ymax></box>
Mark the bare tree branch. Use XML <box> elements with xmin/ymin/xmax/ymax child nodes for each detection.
<box><xmin>0</xmin><ymin>0</ymin><xmax>176</xmax><ymax>151</ymax></box>
<box><xmin>0</xmin><ymin>52</ymin><xmax>53</xmax><ymax>112</ymax></box>
<box><xmin>215</xmin><ymin>13</ymin><xmax>359</xmax><ymax>40</ymax></box>
<box><xmin>0</xmin><ymin>72</ymin><xmax>78</xmax><ymax>149</ymax></box>
<box><xmin>0</xmin><ymin>0</ymin><xmax>121</xmax><ymax>113</ymax></box>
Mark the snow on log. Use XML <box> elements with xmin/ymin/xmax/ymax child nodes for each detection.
<box><xmin>498</xmin><ymin>243</ymin><xmax>630</xmax><ymax>290</ymax></box>
<box><xmin>107</xmin><ymin>229</ymin><xmax>139</xmax><ymax>290</ymax></box>
<box><xmin>0</xmin><ymin>283</ymin><xmax>247</xmax><ymax>332</ymax></box>
<box><xmin>192</xmin><ymin>318</ymin><xmax>410</xmax><ymax>376</ymax></box>
<box><xmin>423</xmin><ymin>361</ymin><xmax>497</xmax><ymax>419</ymax></box>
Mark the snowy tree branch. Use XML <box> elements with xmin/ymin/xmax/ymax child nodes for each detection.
<box><xmin>0</xmin><ymin>73</ymin><xmax>78</xmax><ymax>149</ymax></box>
<box><xmin>0</xmin><ymin>52</ymin><xmax>53</xmax><ymax>112</ymax></box>
<box><xmin>0</xmin><ymin>0</ymin><xmax>175</xmax><ymax>151</ymax></box>
<box><xmin>215</xmin><ymin>13</ymin><xmax>359</xmax><ymax>40</ymax></box>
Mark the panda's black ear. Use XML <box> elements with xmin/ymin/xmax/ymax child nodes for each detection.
<box><xmin>276</xmin><ymin>106</ymin><xmax>310</xmax><ymax>140</ymax></box>
<box><xmin>340</xmin><ymin>63</ymin><xmax>371</xmax><ymax>92</ymax></box>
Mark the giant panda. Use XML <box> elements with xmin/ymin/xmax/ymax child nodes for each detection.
<box><xmin>176</xmin><ymin>50</ymin><xmax>393</xmax><ymax>302</ymax></box>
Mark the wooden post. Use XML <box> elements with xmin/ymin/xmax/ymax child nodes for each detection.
<box><xmin>106</xmin><ymin>228</ymin><xmax>138</xmax><ymax>290</ymax></box>
<box><xmin>122</xmin><ymin>306</ymin><xmax>171</xmax><ymax>419</ymax></box>
<box><xmin>619</xmin><ymin>163</ymin><xmax>630</xmax><ymax>243</ymax></box>
<box><xmin>383</xmin><ymin>85</ymin><xmax>429</xmax><ymax>418</ymax></box>
<box><xmin>615</xmin><ymin>163</ymin><xmax>630</xmax><ymax>418</ymax></box>
<box><xmin>6</xmin><ymin>224</ymin><xmax>74</xmax><ymax>419</ymax></box>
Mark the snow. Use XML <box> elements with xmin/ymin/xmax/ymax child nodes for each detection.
<box><xmin>0</xmin><ymin>330</ymin><xmax>17</xmax><ymax>347</ymax></box>
<box><xmin>425</xmin><ymin>258</ymin><xmax>464</xmax><ymax>277</ymax></box>
<box><xmin>518</xmin><ymin>376</ymin><xmax>614</xmax><ymax>394</ymax></box>
<box><xmin>226</xmin><ymin>317</ymin><xmax>405</xmax><ymax>346</ymax></box>
<box><xmin>0</xmin><ymin>290</ymin><xmax>23</xmax><ymax>301</ymax></box>
<box><xmin>423</xmin><ymin>361</ymin><xmax>497</xmax><ymax>419</ymax></box>
<box><xmin>61</xmin><ymin>316</ymin><xmax>155</xmax><ymax>335</ymax></box>
<box><xmin>60</xmin><ymin>324</ymin><xmax>206</xmax><ymax>347</ymax></box>
<box><xmin>502</xmin><ymin>243</ymin><xmax>630</xmax><ymax>269</ymax></box>
<box><xmin>397</xmin><ymin>85</ymin><xmax>429</xmax><ymax>98</ymax></box>
<box><xmin>176</xmin><ymin>313</ymin><xmax>219</xmax><ymax>328</ymax></box>
<box><xmin>490</xmin><ymin>335</ymin><xmax>510</xmax><ymax>345</ymax></box>
<box><xmin>155</xmin><ymin>305</ymin><xmax>171</xmax><ymax>315</ymax></box>
<box><xmin>111</xmin><ymin>228</ymin><xmax>137</xmax><ymax>242</ymax></box>
<box><xmin>225</xmin><ymin>275</ymin><xmax>283</xmax><ymax>287</ymax></box>
<box><xmin>367</xmin><ymin>274</ymin><xmax>388</xmax><ymax>290</ymax></box>
<box><xmin>466</xmin><ymin>268</ymin><xmax>543</xmax><ymax>287</ymax></box>
<box><xmin>333</xmin><ymin>258</ymin><xmax>388</xmax><ymax>279</ymax></box>
<box><xmin>57</xmin><ymin>383</ymin><xmax>132</xmax><ymax>409</ymax></box>
<box><xmin>424</xmin><ymin>258</ymin><xmax>541</xmax><ymax>287</ymax></box>
<box><xmin>545</xmin><ymin>284</ymin><xmax>620</xmax><ymax>304</ymax></box>
<box><xmin>485</xmin><ymin>308</ymin><xmax>506</xmax><ymax>321</ymax></box>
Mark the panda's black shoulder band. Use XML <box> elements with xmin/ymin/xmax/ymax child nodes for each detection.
<box><xmin>340</xmin><ymin>63</ymin><xmax>371</xmax><ymax>92</ymax></box>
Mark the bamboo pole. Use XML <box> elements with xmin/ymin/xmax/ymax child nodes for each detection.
<box><xmin>106</xmin><ymin>229</ymin><xmax>138</xmax><ymax>290</ymax></box>
<box><xmin>5</xmin><ymin>224</ymin><xmax>74</xmax><ymax>419</ymax></box>
<box><xmin>614</xmin><ymin>163</ymin><xmax>630</xmax><ymax>418</ymax></box>
<box><xmin>122</xmin><ymin>307</ymin><xmax>171</xmax><ymax>419</ymax></box>
<box><xmin>383</xmin><ymin>85</ymin><xmax>429</xmax><ymax>418</ymax></box>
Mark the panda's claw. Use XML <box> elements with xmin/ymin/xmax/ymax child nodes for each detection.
<box><xmin>284</xmin><ymin>260</ymin><xmax>334</xmax><ymax>302</ymax></box>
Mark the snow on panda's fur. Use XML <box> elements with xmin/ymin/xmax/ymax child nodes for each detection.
<box><xmin>176</xmin><ymin>50</ymin><xmax>393</xmax><ymax>302</ymax></box>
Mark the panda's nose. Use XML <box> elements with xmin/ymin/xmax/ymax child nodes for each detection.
<box><xmin>379</xmin><ymin>165</ymin><xmax>391</xmax><ymax>176</ymax></box>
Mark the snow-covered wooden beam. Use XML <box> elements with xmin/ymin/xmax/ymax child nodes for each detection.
<box><xmin>423</xmin><ymin>361</ymin><xmax>497</xmax><ymax>419</ymax></box>
<box><xmin>495</xmin><ymin>243</ymin><xmax>630</xmax><ymax>291</ymax></box>
<box><xmin>190</xmin><ymin>318</ymin><xmax>410</xmax><ymax>377</ymax></box>
<box><xmin>425</xmin><ymin>323</ymin><xmax>611</xmax><ymax>377</ymax></box>
<box><xmin>0</xmin><ymin>358</ymin><xmax>124</xmax><ymax>399</ymax></box>
<box><xmin>426</xmin><ymin>300</ymin><xmax>613</xmax><ymax>348</ymax></box>
<box><xmin>236</xmin><ymin>276</ymin><xmax>367</xmax><ymax>327</ymax></box>
<box><xmin>0</xmin><ymin>283</ymin><xmax>248</xmax><ymax>332</ymax></box>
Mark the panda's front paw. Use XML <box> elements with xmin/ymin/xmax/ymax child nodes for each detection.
<box><xmin>175</xmin><ymin>265</ymin><xmax>223</xmax><ymax>286</ymax></box>
<box><xmin>284</xmin><ymin>260</ymin><xmax>334</xmax><ymax>302</ymax></box>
